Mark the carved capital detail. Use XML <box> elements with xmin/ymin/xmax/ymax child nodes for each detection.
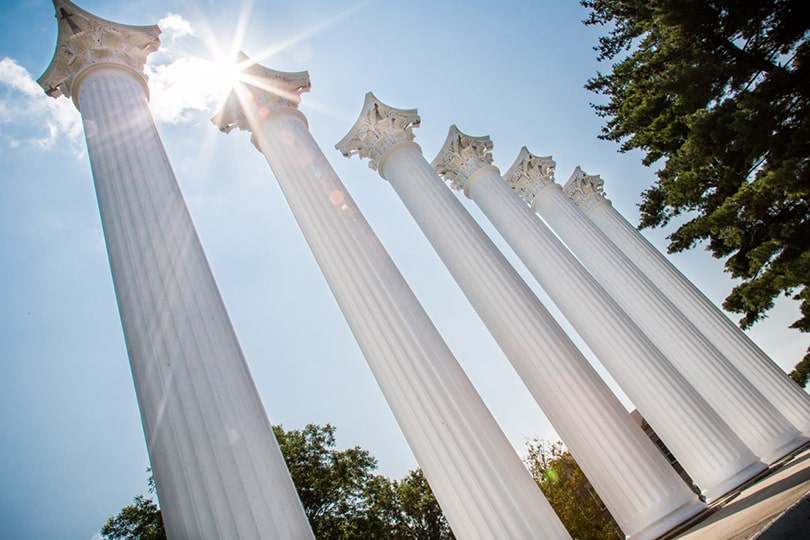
<box><xmin>503</xmin><ymin>147</ymin><xmax>557</xmax><ymax>205</ymax></box>
<box><xmin>38</xmin><ymin>0</ymin><xmax>161</xmax><ymax>101</ymax></box>
<box><xmin>335</xmin><ymin>92</ymin><xmax>420</xmax><ymax>172</ymax></box>
<box><xmin>563</xmin><ymin>166</ymin><xmax>609</xmax><ymax>213</ymax></box>
<box><xmin>212</xmin><ymin>51</ymin><xmax>311</xmax><ymax>138</ymax></box>
<box><xmin>430</xmin><ymin>125</ymin><xmax>494</xmax><ymax>191</ymax></box>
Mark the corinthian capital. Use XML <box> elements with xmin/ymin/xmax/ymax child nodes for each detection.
<box><xmin>431</xmin><ymin>125</ymin><xmax>495</xmax><ymax>191</ymax></box>
<box><xmin>38</xmin><ymin>0</ymin><xmax>161</xmax><ymax>101</ymax></box>
<box><xmin>212</xmin><ymin>51</ymin><xmax>311</xmax><ymax>137</ymax></box>
<box><xmin>503</xmin><ymin>147</ymin><xmax>557</xmax><ymax>205</ymax></box>
<box><xmin>563</xmin><ymin>166</ymin><xmax>609</xmax><ymax>213</ymax></box>
<box><xmin>336</xmin><ymin>92</ymin><xmax>420</xmax><ymax>172</ymax></box>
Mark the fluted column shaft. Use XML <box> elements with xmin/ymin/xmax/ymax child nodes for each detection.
<box><xmin>216</xmin><ymin>83</ymin><xmax>571</xmax><ymax>537</ymax></box>
<box><xmin>77</xmin><ymin>66</ymin><xmax>312</xmax><ymax>539</ymax></box>
<box><xmin>462</xmin><ymin>165</ymin><xmax>762</xmax><ymax>499</ymax></box>
<box><xmin>531</xmin><ymin>184</ymin><xmax>805</xmax><ymax>463</ymax></box>
<box><xmin>585</xmin><ymin>198</ymin><xmax>810</xmax><ymax>435</ymax></box>
<box><xmin>375</xmin><ymin>143</ymin><xmax>704</xmax><ymax>540</ymax></box>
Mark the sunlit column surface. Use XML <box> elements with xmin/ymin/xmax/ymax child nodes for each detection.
<box><xmin>564</xmin><ymin>171</ymin><xmax>810</xmax><ymax>436</ymax></box>
<box><xmin>504</xmin><ymin>149</ymin><xmax>807</xmax><ymax>464</ymax></box>
<box><xmin>37</xmin><ymin>2</ymin><xmax>313</xmax><ymax>539</ymax></box>
<box><xmin>431</xmin><ymin>126</ymin><xmax>763</xmax><ymax>501</ymax></box>
<box><xmin>211</xmin><ymin>55</ymin><xmax>570</xmax><ymax>540</ymax></box>
<box><xmin>337</xmin><ymin>94</ymin><xmax>705</xmax><ymax>540</ymax></box>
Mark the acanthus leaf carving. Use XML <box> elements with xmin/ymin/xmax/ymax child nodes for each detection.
<box><xmin>212</xmin><ymin>51</ymin><xmax>311</xmax><ymax>146</ymax></box>
<box><xmin>503</xmin><ymin>147</ymin><xmax>557</xmax><ymax>205</ymax></box>
<box><xmin>563</xmin><ymin>167</ymin><xmax>609</xmax><ymax>213</ymax></box>
<box><xmin>336</xmin><ymin>92</ymin><xmax>420</xmax><ymax>172</ymax></box>
<box><xmin>431</xmin><ymin>125</ymin><xmax>494</xmax><ymax>191</ymax></box>
<box><xmin>38</xmin><ymin>0</ymin><xmax>160</xmax><ymax>100</ymax></box>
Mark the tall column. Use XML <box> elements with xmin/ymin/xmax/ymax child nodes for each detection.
<box><xmin>337</xmin><ymin>94</ymin><xmax>705</xmax><ymax>540</ymax></box>
<box><xmin>564</xmin><ymin>170</ymin><xmax>810</xmax><ymax>436</ymax></box>
<box><xmin>505</xmin><ymin>148</ymin><xmax>806</xmax><ymax>464</ymax></box>
<box><xmin>38</xmin><ymin>2</ymin><xmax>313</xmax><ymax>539</ymax></box>
<box><xmin>431</xmin><ymin>125</ymin><xmax>764</xmax><ymax>500</ymax></box>
<box><xmin>211</xmin><ymin>55</ymin><xmax>570</xmax><ymax>540</ymax></box>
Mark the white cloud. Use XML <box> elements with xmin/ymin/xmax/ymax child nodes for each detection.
<box><xmin>0</xmin><ymin>57</ymin><xmax>83</xmax><ymax>151</ymax></box>
<box><xmin>147</xmin><ymin>55</ymin><xmax>229</xmax><ymax>124</ymax></box>
<box><xmin>0</xmin><ymin>57</ymin><xmax>43</xmax><ymax>96</ymax></box>
<box><xmin>158</xmin><ymin>13</ymin><xmax>196</xmax><ymax>41</ymax></box>
<box><xmin>0</xmin><ymin>12</ymin><xmax>228</xmax><ymax>147</ymax></box>
<box><xmin>145</xmin><ymin>13</ymin><xmax>235</xmax><ymax>124</ymax></box>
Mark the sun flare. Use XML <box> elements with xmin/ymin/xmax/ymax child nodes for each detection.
<box><xmin>207</xmin><ymin>53</ymin><xmax>247</xmax><ymax>99</ymax></box>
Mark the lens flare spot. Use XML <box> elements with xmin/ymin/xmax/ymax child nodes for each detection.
<box><xmin>329</xmin><ymin>190</ymin><xmax>346</xmax><ymax>205</ymax></box>
<box><xmin>84</xmin><ymin>119</ymin><xmax>98</xmax><ymax>139</ymax></box>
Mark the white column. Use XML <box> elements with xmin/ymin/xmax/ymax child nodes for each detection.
<box><xmin>505</xmin><ymin>149</ymin><xmax>807</xmax><ymax>464</ymax></box>
<box><xmin>431</xmin><ymin>126</ymin><xmax>764</xmax><ymax>500</ymax></box>
<box><xmin>338</xmin><ymin>94</ymin><xmax>705</xmax><ymax>540</ymax></box>
<box><xmin>38</xmin><ymin>3</ymin><xmax>313</xmax><ymax>539</ymax></box>
<box><xmin>212</xmin><ymin>55</ymin><xmax>570</xmax><ymax>540</ymax></box>
<box><xmin>564</xmin><ymin>170</ymin><xmax>810</xmax><ymax>436</ymax></box>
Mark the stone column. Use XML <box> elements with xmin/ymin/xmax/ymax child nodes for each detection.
<box><xmin>564</xmin><ymin>170</ymin><xmax>810</xmax><ymax>436</ymax></box>
<box><xmin>212</xmin><ymin>55</ymin><xmax>570</xmax><ymax>540</ymax></box>
<box><xmin>431</xmin><ymin>125</ymin><xmax>764</xmax><ymax>500</ymax></box>
<box><xmin>38</xmin><ymin>2</ymin><xmax>313</xmax><ymax>539</ymax></box>
<box><xmin>338</xmin><ymin>94</ymin><xmax>705</xmax><ymax>540</ymax></box>
<box><xmin>505</xmin><ymin>149</ymin><xmax>806</xmax><ymax>464</ymax></box>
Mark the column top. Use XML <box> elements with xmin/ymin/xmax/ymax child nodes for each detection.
<box><xmin>503</xmin><ymin>146</ymin><xmax>558</xmax><ymax>205</ymax></box>
<box><xmin>211</xmin><ymin>51</ymin><xmax>311</xmax><ymax>136</ymax></box>
<box><xmin>335</xmin><ymin>92</ymin><xmax>420</xmax><ymax>173</ymax></box>
<box><xmin>38</xmin><ymin>0</ymin><xmax>161</xmax><ymax>102</ymax></box>
<box><xmin>431</xmin><ymin>125</ymin><xmax>497</xmax><ymax>192</ymax></box>
<box><xmin>563</xmin><ymin>166</ymin><xmax>611</xmax><ymax>213</ymax></box>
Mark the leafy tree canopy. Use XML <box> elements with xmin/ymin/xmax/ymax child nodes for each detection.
<box><xmin>525</xmin><ymin>439</ymin><xmax>622</xmax><ymax>540</ymax></box>
<box><xmin>582</xmin><ymin>0</ymin><xmax>810</xmax><ymax>379</ymax></box>
<box><xmin>101</xmin><ymin>474</ymin><xmax>164</xmax><ymax>540</ymax></box>
<box><xmin>272</xmin><ymin>423</ymin><xmax>381</xmax><ymax>537</ymax></box>
<box><xmin>393</xmin><ymin>469</ymin><xmax>454</xmax><ymax>540</ymax></box>
<box><xmin>102</xmin><ymin>424</ymin><xmax>453</xmax><ymax>540</ymax></box>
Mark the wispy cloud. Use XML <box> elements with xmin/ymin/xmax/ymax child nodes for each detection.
<box><xmin>0</xmin><ymin>13</ymin><xmax>231</xmax><ymax>152</ymax></box>
<box><xmin>146</xmin><ymin>12</ymin><xmax>231</xmax><ymax>124</ymax></box>
<box><xmin>0</xmin><ymin>56</ymin><xmax>43</xmax><ymax>96</ymax></box>
<box><xmin>158</xmin><ymin>12</ymin><xmax>196</xmax><ymax>41</ymax></box>
<box><xmin>146</xmin><ymin>55</ymin><xmax>230</xmax><ymax>124</ymax></box>
<box><xmin>0</xmin><ymin>57</ymin><xmax>83</xmax><ymax>151</ymax></box>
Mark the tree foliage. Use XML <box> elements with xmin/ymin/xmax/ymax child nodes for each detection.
<box><xmin>272</xmin><ymin>423</ymin><xmax>381</xmax><ymax>537</ymax></box>
<box><xmin>393</xmin><ymin>469</ymin><xmax>454</xmax><ymax>540</ymax></box>
<box><xmin>102</xmin><ymin>424</ymin><xmax>452</xmax><ymax>540</ymax></box>
<box><xmin>272</xmin><ymin>423</ymin><xmax>453</xmax><ymax>539</ymax></box>
<box><xmin>525</xmin><ymin>439</ymin><xmax>622</xmax><ymax>540</ymax></box>
<box><xmin>582</xmin><ymin>0</ymin><xmax>810</xmax><ymax>378</ymax></box>
<box><xmin>789</xmin><ymin>353</ymin><xmax>810</xmax><ymax>387</ymax></box>
<box><xmin>101</xmin><ymin>474</ymin><xmax>165</xmax><ymax>540</ymax></box>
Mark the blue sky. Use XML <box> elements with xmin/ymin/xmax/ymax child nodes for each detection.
<box><xmin>2</xmin><ymin>1</ymin><xmax>807</xmax><ymax>538</ymax></box>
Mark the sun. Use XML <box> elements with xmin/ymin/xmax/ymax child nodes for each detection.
<box><xmin>207</xmin><ymin>52</ymin><xmax>248</xmax><ymax>101</ymax></box>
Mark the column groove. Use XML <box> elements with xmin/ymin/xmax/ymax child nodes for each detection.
<box><xmin>337</xmin><ymin>95</ymin><xmax>705</xmax><ymax>540</ymax></box>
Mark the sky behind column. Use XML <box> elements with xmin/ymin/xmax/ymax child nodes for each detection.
<box><xmin>1</xmin><ymin>1</ymin><xmax>807</xmax><ymax>539</ymax></box>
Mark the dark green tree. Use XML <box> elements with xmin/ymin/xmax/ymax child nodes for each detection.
<box><xmin>273</xmin><ymin>424</ymin><xmax>452</xmax><ymax>539</ymax></box>
<box><xmin>582</xmin><ymin>0</ymin><xmax>810</xmax><ymax>382</ymax></box>
<box><xmin>789</xmin><ymin>354</ymin><xmax>810</xmax><ymax>387</ymax></box>
<box><xmin>392</xmin><ymin>469</ymin><xmax>454</xmax><ymax>540</ymax></box>
<box><xmin>102</xmin><ymin>424</ymin><xmax>452</xmax><ymax>539</ymax></box>
<box><xmin>272</xmin><ymin>422</ymin><xmax>383</xmax><ymax>537</ymax></box>
<box><xmin>101</xmin><ymin>473</ymin><xmax>165</xmax><ymax>540</ymax></box>
<box><xmin>525</xmin><ymin>439</ymin><xmax>622</xmax><ymax>540</ymax></box>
